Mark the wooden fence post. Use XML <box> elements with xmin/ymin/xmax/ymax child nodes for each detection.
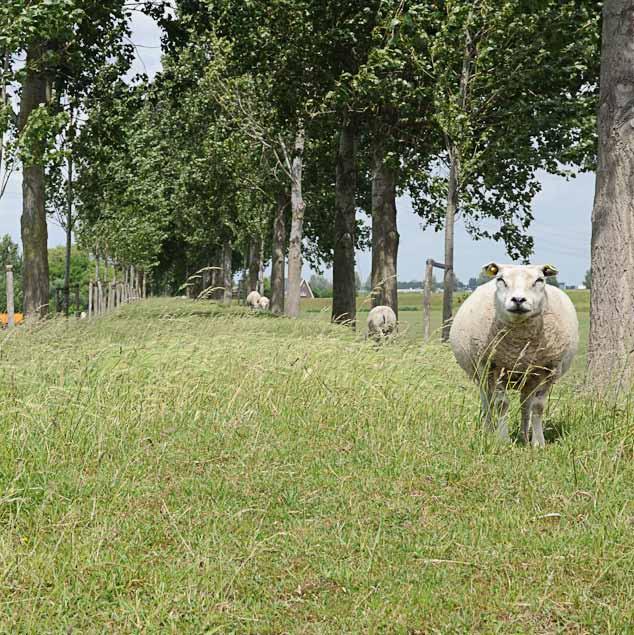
<box><xmin>6</xmin><ymin>265</ymin><xmax>14</xmax><ymax>328</ymax></box>
<box><xmin>423</xmin><ymin>259</ymin><xmax>433</xmax><ymax>342</ymax></box>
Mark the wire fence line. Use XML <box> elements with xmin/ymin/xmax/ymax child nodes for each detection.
<box><xmin>2</xmin><ymin>264</ymin><xmax>147</xmax><ymax>328</ymax></box>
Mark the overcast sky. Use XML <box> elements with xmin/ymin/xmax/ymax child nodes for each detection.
<box><xmin>0</xmin><ymin>9</ymin><xmax>594</xmax><ymax>286</ymax></box>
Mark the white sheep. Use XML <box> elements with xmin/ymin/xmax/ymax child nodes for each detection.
<box><xmin>449</xmin><ymin>263</ymin><xmax>579</xmax><ymax>447</ymax></box>
<box><xmin>367</xmin><ymin>305</ymin><xmax>397</xmax><ymax>340</ymax></box>
<box><xmin>246</xmin><ymin>290</ymin><xmax>261</xmax><ymax>309</ymax></box>
<box><xmin>257</xmin><ymin>296</ymin><xmax>270</xmax><ymax>311</ymax></box>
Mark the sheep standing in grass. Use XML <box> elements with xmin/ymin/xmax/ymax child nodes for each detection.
<box><xmin>367</xmin><ymin>305</ymin><xmax>397</xmax><ymax>340</ymax></box>
<box><xmin>246</xmin><ymin>290</ymin><xmax>261</xmax><ymax>309</ymax></box>
<box><xmin>258</xmin><ymin>296</ymin><xmax>270</xmax><ymax>311</ymax></box>
<box><xmin>449</xmin><ymin>263</ymin><xmax>579</xmax><ymax>447</ymax></box>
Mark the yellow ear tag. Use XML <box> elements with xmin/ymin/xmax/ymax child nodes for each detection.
<box><xmin>485</xmin><ymin>264</ymin><xmax>498</xmax><ymax>277</ymax></box>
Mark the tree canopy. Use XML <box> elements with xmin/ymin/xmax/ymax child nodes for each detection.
<box><xmin>1</xmin><ymin>0</ymin><xmax>601</xmax><ymax>311</ymax></box>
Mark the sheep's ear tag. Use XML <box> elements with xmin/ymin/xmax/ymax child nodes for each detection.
<box><xmin>542</xmin><ymin>264</ymin><xmax>558</xmax><ymax>277</ymax></box>
<box><xmin>483</xmin><ymin>262</ymin><xmax>499</xmax><ymax>277</ymax></box>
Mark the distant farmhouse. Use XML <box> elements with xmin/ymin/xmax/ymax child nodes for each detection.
<box><xmin>299</xmin><ymin>279</ymin><xmax>314</xmax><ymax>298</ymax></box>
<box><xmin>285</xmin><ymin>278</ymin><xmax>315</xmax><ymax>299</ymax></box>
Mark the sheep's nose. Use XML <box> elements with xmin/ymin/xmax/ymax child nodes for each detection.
<box><xmin>511</xmin><ymin>296</ymin><xmax>527</xmax><ymax>305</ymax></box>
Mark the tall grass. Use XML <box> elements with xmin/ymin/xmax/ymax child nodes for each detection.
<box><xmin>0</xmin><ymin>298</ymin><xmax>632</xmax><ymax>632</ymax></box>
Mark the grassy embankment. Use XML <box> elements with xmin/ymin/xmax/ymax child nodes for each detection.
<box><xmin>1</xmin><ymin>291</ymin><xmax>633</xmax><ymax>632</ymax></box>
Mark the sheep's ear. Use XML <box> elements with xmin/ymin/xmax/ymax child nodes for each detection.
<box><xmin>482</xmin><ymin>262</ymin><xmax>499</xmax><ymax>277</ymax></box>
<box><xmin>542</xmin><ymin>264</ymin><xmax>558</xmax><ymax>277</ymax></box>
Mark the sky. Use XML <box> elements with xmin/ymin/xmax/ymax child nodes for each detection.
<box><xmin>0</xmin><ymin>8</ymin><xmax>595</xmax><ymax>287</ymax></box>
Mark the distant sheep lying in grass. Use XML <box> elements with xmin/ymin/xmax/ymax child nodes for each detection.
<box><xmin>367</xmin><ymin>305</ymin><xmax>397</xmax><ymax>340</ymax></box>
<box><xmin>246</xmin><ymin>290</ymin><xmax>261</xmax><ymax>309</ymax></box>
<box><xmin>258</xmin><ymin>296</ymin><xmax>270</xmax><ymax>311</ymax></box>
<box><xmin>449</xmin><ymin>263</ymin><xmax>579</xmax><ymax>447</ymax></box>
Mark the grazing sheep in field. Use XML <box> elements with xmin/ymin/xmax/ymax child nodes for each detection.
<box><xmin>367</xmin><ymin>305</ymin><xmax>397</xmax><ymax>340</ymax></box>
<box><xmin>246</xmin><ymin>290</ymin><xmax>261</xmax><ymax>309</ymax></box>
<box><xmin>449</xmin><ymin>263</ymin><xmax>579</xmax><ymax>447</ymax></box>
<box><xmin>258</xmin><ymin>296</ymin><xmax>270</xmax><ymax>311</ymax></box>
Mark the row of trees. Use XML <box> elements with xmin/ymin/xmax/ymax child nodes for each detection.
<box><xmin>1</xmin><ymin>1</ymin><xmax>599</xmax><ymax>323</ymax></box>
<box><xmin>5</xmin><ymin>1</ymin><xmax>631</xmax><ymax>388</ymax></box>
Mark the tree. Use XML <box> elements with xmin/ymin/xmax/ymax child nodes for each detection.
<box><xmin>407</xmin><ymin>1</ymin><xmax>599</xmax><ymax>340</ymax></box>
<box><xmin>17</xmin><ymin>43</ymin><xmax>50</xmax><ymax>317</ymax></box>
<box><xmin>589</xmin><ymin>0</ymin><xmax>634</xmax><ymax>387</ymax></box>
<box><xmin>584</xmin><ymin>269</ymin><xmax>591</xmax><ymax>290</ymax></box>
<box><xmin>2</xmin><ymin>1</ymin><xmax>132</xmax><ymax>316</ymax></box>
<box><xmin>332</xmin><ymin>118</ymin><xmax>357</xmax><ymax>324</ymax></box>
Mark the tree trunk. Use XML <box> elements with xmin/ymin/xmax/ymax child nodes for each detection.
<box><xmin>222</xmin><ymin>239</ymin><xmax>232</xmax><ymax>305</ymax></box>
<box><xmin>588</xmin><ymin>0</ymin><xmax>634</xmax><ymax>388</ymax></box>
<box><xmin>258</xmin><ymin>238</ymin><xmax>265</xmax><ymax>294</ymax></box>
<box><xmin>19</xmin><ymin>45</ymin><xmax>49</xmax><ymax>318</ymax></box>
<box><xmin>371</xmin><ymin>140</ymin><xmax>399</xmax><ymax>316</ymax></box>
<box><xmin>248</xmin><ymin>235</ymin><xmax>261</xmax><ymax>293</ymax></box>
<box><xmin>441</xmin><ymin>25</ymin><xmax>473</xmax><ymax>342</ymax></box>
<box><xmin>0</xmin><ymin>49</ymin><xmax>10</xmax><ymax>192</ymax></box>
<box><xmin>285</xmin><ymin>128</ymin><xmax>305</xmax><ymax>318</ymax></box>
<box><xmin>64</xmin><ymin>150</ymin><xmax>73</xmax><ymax>317</ymax></box>
<box><xmin>332</xmin><ymin>119</ymin><xmax>357</xmax><ymax>327</ymax></box>
<box><xmin>271</xmin><ymin>191</ymin><xmax>287</xmax><ymax>315</ymax></box>
<box><xmin>442</xmin><ymin>148</ymin><xmax>459</xmax><ymax>341</ymax></box>
<box><xmin>209</xmin><ymin>246</ymin><xmax>222</xmax><ymax>300</ymax></box>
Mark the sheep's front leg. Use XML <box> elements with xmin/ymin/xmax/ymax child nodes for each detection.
<box><xmin>520</xmin><ymin>395</ymin><xmax>532</xmax><ymax>444</ymax></box>
<box><xmin>480</xmin><ymin>383</ymin><xmax>510</xmax><ymax>442</ymax></box>
<box><xmin>529</xmin><ymin>390</ymin><xmax>548</xmax><ymax>448</ymax></box>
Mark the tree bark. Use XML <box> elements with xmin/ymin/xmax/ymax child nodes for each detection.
<box><xmin>285</xmin><ymin>128</ymin><xmax>305</xmax><ymax>318</ymax></box>
<box><xmin>222</xmin><ymin>239</ymin><xmax>232</xmax><ymax>305</ymax></box>
<box><xmin>588</xmin><ymin>0</ymin><xmax>634</xmax><ymax>388</ymax></box>
<box><xmin>271</xmin><ymin>191</ymin><xmax>287</xmax><ymax>315</ymax></box>
<box><xmin>442</xmin><ymin>147</ymin><xmax>459</xmax><ymax>342</ymax></box>
<box><xmin>248</xmin><ymin>235</ymin><xmax>261</xmax><ymax>293</ymax></box>
<box><xmin>19</xmin><ymin>45</ymin><xmax>49</xmax><ymax>318</ymax></box>
<box><xmin>371</xmin><ymin>139</ymin><xmax>399</xmax><ymax>316</ymax></box>
<box><xmin>332</xmin><ymin>119</ymin><xmax>357</xmax><ymax>327</ymax></box>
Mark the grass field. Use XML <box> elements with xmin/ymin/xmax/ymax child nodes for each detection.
<box><xmin>1</xmin><ymin>294</ymin><xmax>633</xmax><ymax>632</ymax></box>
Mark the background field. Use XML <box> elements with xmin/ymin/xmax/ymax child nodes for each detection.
<box><xmin>1</xmin><ymin>293</ymin><xmax>632</xmax><ymax>633</ymax></box>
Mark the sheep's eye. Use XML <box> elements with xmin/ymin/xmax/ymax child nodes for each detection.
<box><xmin>534</xmin><ymin>277</ymin><xmax>545</xmax><ymax>286</ymax></box>
<box><xmin>496</xmin><ymin>277</ymin><xmax>507</xmax><ymax>287</ymax></box>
